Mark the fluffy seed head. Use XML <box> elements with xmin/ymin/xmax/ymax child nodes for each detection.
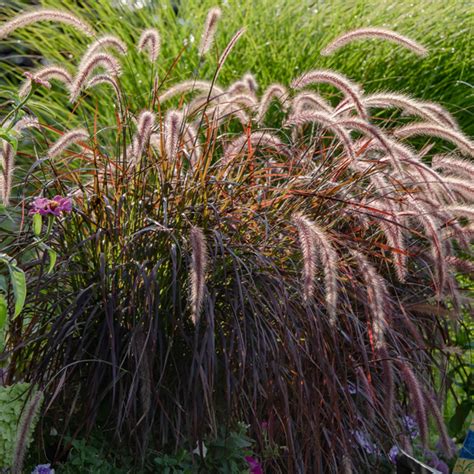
<box><xmin>47</xmin><ymin>128</ymin><xmax>89</xmax><ymax>158</ymax></box>
<box><xmin>19</xmin><ymin>65</ymin><xmax>72</xmax><ymax>98</ymax></box>
<box><xmin>0</xmin><ymin>9</ymin><xmax>93</xmax><ymax>39</ymax></box>
<box><xmin>256</xmin><ymin>84</ymin><xmax>289</xmax><ymax>123</ymax></box>
<box><xmin>189</xmin><ymin>226</ymin><xmax>208</xmax><ymax>324</ymax></box>
<box><xmin>198</xmin><ymin>7</ymin><xmax>222</xmax><ymax>57</ymax></box>
<box><xmin>137</xmin><ymin>29</ymin><xmax>161</xmax><ymax>62</ymax></box>
<box><xmin>321</xmin><ymin>27</ymin><xmax>428</xmax><ymax>57</ymax></box>
<box><xmin>81</xmin><ymin>35</ymin><xmax>128</xmax><ymax>66</ymax></box>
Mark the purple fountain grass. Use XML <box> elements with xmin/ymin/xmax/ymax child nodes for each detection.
<box><xmin>226</xmin><ymin>73</ymin><xmax>259</xmax><ymax>96</ymax></box>
<box><xmin>397</xmin><ymin>362</ymin><xmax>429</xmax><ymax>447</ymax></box>
<box><xmin>362</xmin><ymin>93</ymin><xmax>447</xmax><ymax>124</ymax></box>
<box><xmin>19</xmin><ymin>65</ymin><xmax>73</xmax><ymax>98</ymax></box>
<box><xmin>47</xmin><ymin>128</ymin><xmax>89</xmax><ymax>159</ymax></box>
<box><xmin>286</xmin><ymin>111</ymin><xmax>355</xmax><ymax>161</ymax></box>
<box><xmin>393</xmin><ymin>123</ymin><xmax>474</xmax><ymax>156</ymax></box>
<box><xmin>198</xmin><ymin>7</ymin><xmax>222</xmax><ymax>57</ymax></box>
<box><xmin>256</xmin><ymin>84</ymin><xmax>289</xmax><ymax>123</ymax></box>
<box><xmin>291</xmin><ymin>70</ymin><xmax>367</xmax><ymax>119</ymax></box>
<box><xmin>215</xmin><ymin>27</ymin><xmax>246</xmax><ymax>78</ymax></box>
<box><xmin>291</xmin><ymin>91</ymin><xmax>333</xmax><ymax>115</ymax></box>
<box><xmin>69</xmin><ymin>52</ymin><xmax>121</xmax><ymax>103</ymax></box>
<box><xmin>0</xmin><ymin>142</ymin><xmax>14</xmax><ymax>206</ymax></box>
<box><xmin>432</xmin><ymin>154</ymin><xmax>474</xmax><ymax>179</ymax></box>
<box><xmin>131</xmin><ymin>110</ymin><xmax>155</xmax><ymax>163</ymax></box>
<box><xmin>321</xmin><ymin>27</ymin><xmax>428</xmax><ymax>57</ymax></box>
<box><xmin>0</xmin><ymin>8</ymin><xmax>93</xmax><ymax>39</ymax></box>
<box><xmin>137</xmin><ymin>29</ymin><xmax>161</xmax><ymax>62</ymax></box>
<box><xmin>420</xmin><ymin>102</ymin><xmax>459</xmax><ymax>130</ymax></box>
<box><xmin>292</xmin><ymin>214</ymin><xmax>338</xmax><ymax>323</ymax></box>
<box><xmin>350</xmin><ymin>250</ymin><xmax>388</xmax><ymax>349</ymax></box>
<box><xmin>12</xmin><ymin>390</ymin><xmax>44</xmax><ymax>474</ymax></box>
<box><xmin>86</xmin><ymin>73</ymin><xmax>123</xmax><ymax>108</ymax></box>
<box><xmin>81</xmin><ymin>35</ymin><xmax>128</xmax><ymax>66</ymax></box>
<box><xmin>189</xmin><ymin>226</ymin><xmax>208</xmax><ymax>324</ymax></box>
<box><xmin>159</xmin><ymin>80</ymin><xmax>225</xmax><ymax>103</ymax></box>
<box><xmin>164</xmin><ymin>110</ymin><xmax>183</xmax><ymax>161</ymax></box>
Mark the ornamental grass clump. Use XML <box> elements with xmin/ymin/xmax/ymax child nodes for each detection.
<box><xmin>0</xmin><ymin>6</ymin><xmax>472</xmax><ymax>473</ymax></box>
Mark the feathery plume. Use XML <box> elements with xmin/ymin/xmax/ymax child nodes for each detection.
<box><xmin>393</xmin><ymin>123</ymin><xmax>474</xmax><ymax>156</ymax></box>
<box><xmin>189</xmin><ymin>226</ymin><xmax>208</xmax><ymax>324</ymax></box>
<box><xmin>227</xmin><ymin>73</ymin><xmax>258</xmax><ymax>96</ymax></box>
<box><xmin>216</xmin><ymin>27</ymin><xmax>246</xmax><ymax>77</ymax></box>
<box><xmin>86</xmin><ymin>73</ymin><xmax>123</xmax><ymax>105</ymax></box>
<box><xmin>256</xmin><ymin>84</ymin><xmax>289</xmax><ymax>123</ymax></box>
<box><xmin>81</xmin><ymin>35</ymin><xmax>127</xmax><ymax>66</ymax></box>
<box><xmin>47</xmin><ymin>128</ymin><xmax>89</xmax><ymax>158</ymax></box>
<box><xmin>421</xmin><ymin>102</ymin><xmax>459</xmax><ymax>130</ymax></box>
<box><xmin>378</xmin><ymin>346</ymin><xmax>394</xmax><ymax>421</ymax></box>
<box><xmin>223</xmin><ymin>131</ymin><xmax>289</xmax><ymax>170</ymax></box>
<box><xmin>19</xmin><ymin>65</ymin><xmax>72</xmax><ymax>98</ymax></box>
<box><xmin>291</xmin><ymin>70</ymin><xmax>367</xmax><ymax>119</ymax></box>
<box><xmin>164</xmin><ymin>110</ymin><xmax>183</xmax><ymax>161</ymax></box>
<box><xmin>70</xmin><ymin>52</ymin><xmax>121</xmax><ymax>103</ymax></box>
<box><xmin>0</xmin><ymin>142</ymin><xmax>14</xmax><ymax>206</ymax></box>
<box><xmin>182</xmin><ymin>123</ymin><xmax>203</xmax><ymax>167</ymax></box>
<box><xmin>350</xmin><ymin>250</ymin><xmax>388</xmax><ymax>348</ymax></box>
<box><xmin>441</xmin><ymin>177</ymin><xmax>474</xmax><ymax>201</ymax></box>
<box><xmin>286</xmin><ymin>111</ymin><xmax>355</xmax><ymax>161</ymax></box>
<box><xmin>159</xmin><ymin>80</ymin><xmax>225</xmax><ymax>103</ymax></box>
<box><xmin>443</xmin><ymin>205</ymin><xmax>474</xmax><ymax>220</ymax></box>
<box><xmin>423</xmin><ymin>390</ymin><xmax>456</xmax><ymax>458</ymax></box>
<box><xmin>431</xmin><ymin>154</ymin><xmax>474</xmax><ymax>180</ymax></box>
<box><xmin>12</xmin><ymin>390</ymin><xmax>44</xmax><ymax>474</ymax></box>
<box><xmin>292</xmin><ymin>214</ymin><xmax>338</xmax><ymax>323</ymax></box>
<box><xmin>397</xmin><ymin>362</ymin><xmax>428</xmax><ymax>446</ymax></box>
<box><xmin>198</xmin><ymin>7</ymin><xmax>222</xmax><ymax>57</ymax></box>
<box><xmin>131</xmin><ymin>110</ymin><xmax>155</xmax><ymax>162</ymax></box>
<box><xmin>363</xmin><ymin>93</ymin><xmax>445</xmax><ymax>124</ymax></box>
<box><xmin>291</xmin><ymin>91</ymin><xmax>333</xmax><ymax>115</ymax></box>
<box><xmin>137</xmin><ymin>29</ymin><xmax>161</xmax><ymax>62</ymax></box>
<box><xmin>0</xmin><ymin>9</ymin><xmax>93</xmax><ymax>39</ymax></box>
<box><xmin>321</xmin><ymin>27</ymin><xmax>428</xmax><ymax>57</ymax></box>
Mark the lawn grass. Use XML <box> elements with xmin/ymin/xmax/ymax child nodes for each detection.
<box><xmin>0</xmin><ymin>0</ymin><xmax>472</xmax><ymax>134</ymax></box>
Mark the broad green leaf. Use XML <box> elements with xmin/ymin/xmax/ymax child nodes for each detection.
<box><xmin>8</xmin><ymin>265</ymin><xmax>26</xmax><ymax>318</ymax></box>
<box><xmin>33</xmin><ymin>213</ymin><xmax>42</xmax><ymax>236</ymax></box>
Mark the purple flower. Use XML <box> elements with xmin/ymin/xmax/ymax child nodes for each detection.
<box><xmin>347</xmin><ymin>382</ymin><xmax>357</xmax><ymax>395</ymax></box>
<box><xmin>388</xmin><ymin>445</ymin><xmax>399</xmax><ymax>464</ymax></box>
<box><xmin>351</xmin><ymin>430</ymin><xmax>379</xmax><ymax>456</ymax></box>
<box><xmin>430</xmin><ymin>459</ymin><xmax>449</xmax><ymax>474</ymax></box>
<box><xmin>30</xmin><ymin>196</ymin><xmax>72</xmax><ymax>216</ymax></box>
<box><xmin>402</xmin><ymin>415</ymin><xmax>419</xmax><ymax>439</ymax></box>
<box><xmin>31</xmin><ymin>464</ymin><xmax>55</xmax><ymax>474</ymax></box>
<box><xmin>245</xmin><ymin>456</ymin><xmax>263</xmax><ymax>474</ymax></box>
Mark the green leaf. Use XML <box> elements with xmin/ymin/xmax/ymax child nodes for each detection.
<box><xmin>448</xmin><ymin>399</ymin><xmax>473</xmax><ymax>437</ymax></box>
<box><xmin>0</xmin><ymin>294</ymin><xmax>7</xmax><ymax>351</ymax></box>
<box><xmin>47</xmin><ymin>249</ymin><xmax>57</xmax><ymax>274</ymax></box>
<box><xmin>8</xmin><ymin>265</ymin><xmax>26</xmax><ymax>318</ymax></box>
<box><xmin>33</xmin><ymin>213</ymin><xmax>42</xmax><ymax>236</ymax></box>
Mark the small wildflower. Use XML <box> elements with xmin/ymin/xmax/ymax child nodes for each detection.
<box><xmin>32</xmin><ymin>464</ymin><xmax>55</xmax><ymax>474</ymax></box>
<box><xmin>30</xmin><ymin>196</ymin><xmax>72</xmax><ymax>216</ymax></box>
<box><xmin>388</xmin><ymin>445</ymin><xmax>399</xmax><ymax>464</ymax></box>
<box><xmin>245</xmin><ymin>456</ymin><xmax>263</xmax><ymax>474</ymax></box>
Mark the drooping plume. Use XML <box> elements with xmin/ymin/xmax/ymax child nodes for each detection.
<box><xmin>47</xmin><ymin>128</ymin><xmax>89</xmax><ymax>158</ymax></box>
<box><xmin>131</xmin><ymin>110</ymin><xmax>155</xmax><ymax>163</ymax></box>
<box><xmin>159</xmin><ymin>80</ymin><xmax>225</xmax><ymax>103</ymax></box>
<box><xmin>198</xmin><ymin>7</ymin><xmax>222</xmax><ymax>57</ymax></box>
<box><xmin>256</xmin><ymin>84</ymin><xmax>289</xmax><ymax>123</ymax></box>
<box><xmin>321</xmin><ymin>27</ymin><xmax>428</xmax><ymax>57</ymax></box>
<box><xmin>189</xmin><ymin>226</ymin><xmax>208</xmax><ymax>324</ymax></box>
<box><xmin>19</xmin><ymin>65</ymin><xmax>72</xmax><ymax>98</ymax></box>
<box><xmin>0</xmin><ymin>9</ymin><xmax>93</xmax><ymax>39</ymax></box>
<box><xmin>81</xmin><ymin>35</ymin><xmax>128</xmax><ymax>66</ymax></box>
<box><xmin>0</xmin><ymin>142</ymin><xmax>14</xmax><ymax>206</ymax></box>
<box><xmin>70</xmin><ymin>52</ymin><xmax>121</xmax><ymax>103</ymax></box>
<box><xmin>164</xmin><ymin>110</ymin><xmax>183</xmax><ymax>161</ymax></box>
<box><xmin>394</xmin><ymin>123</ymin><xmax>474</xmax><ymax>156</ymax></box>
<box><xmin>293</xmin><ymin>214</ymin><xmax>339</xmax><ymax>324</ymax></box>
<box><xmin>12</xmin><ymin>390</ymin><xmax>44</xmax><ymax>474</ymax></box>
<box><xmin>137</xmin><ymin>29</ymin><xmax>161</xmax><ymax>62</ymax></box>
<box><xmin>216</xmin><ymin>28</ymin><xmax>246</xmax><ymax>77</ymax></box>
<box><xmin>432</xmin><ymin>154</ymin><xmax>474</xmax><ymax>180</ymax></box>
<box><xmin>350</xmin><ymin>250</ymin><xmax>388</xmax><ymax>348</ymax></box>
<box><xmin>292</xmin><ymin>70</ymin><xmax>367</xmax><ymax>119</ymax></box>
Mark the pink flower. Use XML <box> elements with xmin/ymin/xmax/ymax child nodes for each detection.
<box><xmin>30</xmin><ymin>196</ymin><xmax>72</xmax><ymax>216</ymax></box>
<box><xmin>245</xmin><ymin>456</ymin><xmax>263</xmax><ymax>474</ymax></box>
